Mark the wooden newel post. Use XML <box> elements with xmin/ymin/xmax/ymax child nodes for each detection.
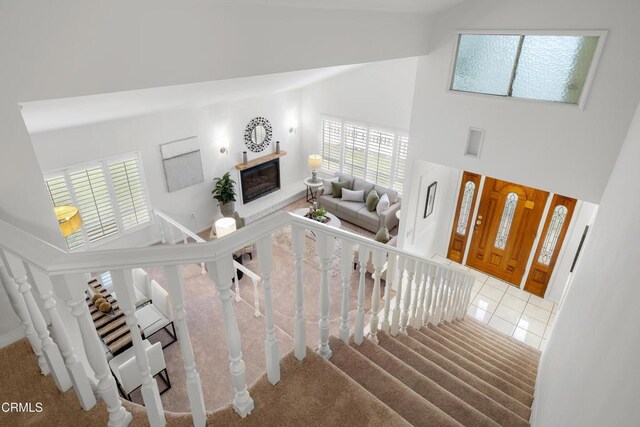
<box><xmin>207</xmin><ymin>257</ymin><xmax>255</xmax><ymax>417</ymax></box>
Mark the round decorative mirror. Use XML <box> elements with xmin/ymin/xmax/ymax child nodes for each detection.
<box><xmin>244</xmin><ymin>117</ymin><xmax>273</xmax><ymax>152</ymax></box>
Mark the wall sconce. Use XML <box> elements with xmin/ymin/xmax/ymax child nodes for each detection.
<box><xmin>219</xmin><ymin>139</ymin><xmax>230</xmax><ymax>155</ymax></box>
<box><xmin>288</xmin><ymin>126</ymin><xmax>297</xmax><ymax>134</ymax></box>
<box><xmin>220</xmin><ymin>147</ymin><xmax>228</xmax><ymax>155</ymax></box>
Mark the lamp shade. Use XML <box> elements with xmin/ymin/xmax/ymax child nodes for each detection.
<box><xmin>308</xmin><ymin>154</ymin><xmax>322</xmax><ymax>169</ymax></box>
<box><xmin>215</xmin><ymin>217</ymin><xmax>236</xmax><ymax>238</ymax></box>
<box><xmin>54</xmin><ymin>205</ymin><xmax>83</xmax><ymax>237</ymax></box>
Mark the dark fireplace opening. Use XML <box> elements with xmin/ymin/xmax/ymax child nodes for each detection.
<box><xmin>240</xmin><ymin>158</ymin><xmax>281</xmax><ymax>204</ymax></box>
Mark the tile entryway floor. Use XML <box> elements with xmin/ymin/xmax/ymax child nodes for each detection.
<box><xmin>431</xmin><ymin>254</ymin><xmax>556</xmax><ymax>351</ymax></box>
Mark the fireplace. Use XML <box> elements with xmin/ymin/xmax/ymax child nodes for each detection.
<box><xmin>240</xmin><ymin>158</ymin><xmax>281</xmax><ymax>204</ymax></box>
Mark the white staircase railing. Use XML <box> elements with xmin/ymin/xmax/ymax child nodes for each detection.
<box><xmin>0</xmin><ymin>210</ymin><xmax>475</xmax><ymax>427</ymax></box>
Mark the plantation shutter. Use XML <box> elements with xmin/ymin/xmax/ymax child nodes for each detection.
<box><xmin>320</xmin><ymin>117</ymin><xmax>342</xmax><ymax>172</ymax></box>
<box><xmin>392</xmin><ymin>135</ymin><xmax>409</xmax><ymax>193</ymax></box>
<box><xmin>343</xmin><ymin>123</ymin><xmax>368</xmax><ymax>179</ymax></box>
<box><xmin>45</xmin><ymin>175</ymin><xmax>85</xmax><ymax>250</ymax></box>
<box><xmin>366</xmin><ymin>129</ymin><xmax>395</xmax><ymax>188</ymax></box>
<box><xmin>69</xmin><ymin>166</ymin><xmax>118</xmax><ymax>243</ymax></box>
<box><xmin>108</xmin><ymin>158</ymin><xmax>150</xmax><ymax>229</ymax></box>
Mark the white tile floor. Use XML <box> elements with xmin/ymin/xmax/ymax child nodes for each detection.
<box><xmin>431</xmin><ymin>254</ymin><xmax>556</xmax><ymax>351</ymax></box>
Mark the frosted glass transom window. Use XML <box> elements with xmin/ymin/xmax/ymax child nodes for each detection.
<box><xmin>538</xmin><ymin>205</ymin><xmax>568</xmax><ymax>265</ymax></box>
<box><xmin>495</xmin><ymin>192</ymin><xmax>518</xmax><ymax>250</ymax></box>
<box><xmin>456</xmin><ymin>181</ymin><xmax>476</xmax><ymax>235</ymax></box>
<box><xmin>451</xmin><ymin>33</ymin><xmax>600</xmax><ymax>105</ymax></box>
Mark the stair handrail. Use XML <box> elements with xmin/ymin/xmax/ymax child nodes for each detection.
<box><xmin>0</xmin><ymin>211</ymin><xmax>472</xmax><ymax>279</ymax></box>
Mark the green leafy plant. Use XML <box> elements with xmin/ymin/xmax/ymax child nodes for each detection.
<box><xmin>211</xmin><ymin>172</ymin><xmax>237</xmax><ymax>205</ymax></box>
<box><xmin>312</xmin><ymin>208</ymin><xmax>327</xmax><ymax>219</ymax></box>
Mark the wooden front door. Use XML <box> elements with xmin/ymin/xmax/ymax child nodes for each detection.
<box><xmin>466</xmin><ymin>178</ymin><xmax>549</xmax><ymax>285</ymax></box>
<box><xmin>524</xmin><ymin>194</ymin><xmax>576</xmax><ymax>297</ymax></box>
<box><xmin>447</xmin><ymin>171</ymin><xmax>481</xmax><ymax>263</ymax></box>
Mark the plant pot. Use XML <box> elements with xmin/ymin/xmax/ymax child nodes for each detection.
<box><xmin>220</xmin><ymin>201</ymin><xmax>235</xmax><ymax>217</ymax></box>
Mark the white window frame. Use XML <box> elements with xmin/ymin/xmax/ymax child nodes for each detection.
<box><xmin>44</xmin><ymin>151</ymin><xmax>152</xmax><ymax>251</ymax></box>
<box><xmin>447</xmin><ymin>30</ymin><xmax>608</xmax><ymax>110</ymax></box>
<box><xmin>319</xmin><ymin>114</ymin><xmax>409</xmax><ymax>194</ymax></box>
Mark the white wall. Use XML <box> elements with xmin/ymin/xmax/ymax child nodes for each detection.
<box><xmin>300</xmin><ymin>57</ymin><xmax>419</xmax><ymax>158</ymax></box>
<box><xmin>410</xmin><ymin>0</ymin><xmax>640</xmax><ymax>204</ymax></box>
<box><xmin>400</xmin><ymin>160</ymin><xmax>460</xmax><ymax>258</ymax></box>
<box><xmin>31</xmin><ymin>90</ymin><xmax>305</xmax><ymax>248</ymax></box>
<box><xmin>533</xmin><ymin>102</ymin><xmax>640</xmax><ymax>426</ymax></box>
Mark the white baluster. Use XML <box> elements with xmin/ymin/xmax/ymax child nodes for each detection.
<box><xmin>316</xmin><ymin>232</ymin><xmax>334</xmax><ymax>358</ymax></box>
<box><xmin>390</xmin><ymin>256</ymin><xmax>405</xmax><ymax>336</ymax></box>
<box><xmin>234</xmin><ymin>263</ymin><xmax>241</xmax><ymax>303</ymax></box>
<box><xmin>201</xmin><ymin>263</ymin><xmax>206</xmax><ymax>275</ymax></box>
<box><xmin>291</xmin><ymin>225</ymin><xmax>306</xmax><ymax>360</ymax></box>
<box><xmin>207</xmin><ymin>257</ymin><xmax>255</xmax><ymax>417</ymax></box>
<box><xmin>158</xmin><ymin>215</ymin><xmax>167</xmax><ymax>244</ymax></box>
<box><xmin>407</xmin><ymin>262</ymin><xmax>421</xmax><ymax>327</ymax></box>
<box><xmin>412</xmin><ymin>263</ymin><xmax>427</xmax><ymax>328</ymax></box>
<box><xmin>446</xmin><ymin>272</ymin><xmax>458</xmax><ymax>322</ymax></box>
<box><xmin>2</xmin><ymin>252</ymin><xmax>71</xmax><ymax>392</ymax></box>
<box><xmin>353</xmin><ymin>246</ymin><xmax>368</xmax><ymax>345</ymax></box>
<box><xmin>163</xmin><ymin>265</ymin><xmax>207</xmax><ymax>427</ymax></box>
<box><xmin>168</xmin><ymin>223</ymin><xmax>175</xmax><ymax>245</ymax></box>
<box><xmin>252</xmin><ymin>277</ymin><xmax>260</xmax><ymax>318</ymax></box>
<box><xmin>0</xmin><ymin>260</ymin><xmax>46</xmax><ymax>375</ymax></box>
<box><xmin>32</xmin><ymin>269</ymin><xmax>96</xmax><ymax>410</ymax></box>
<box><xmin>422</xmin><ymin>264</ymin><xmax>435</xmax><ymax>326</ymax></box>
<box><xmin>61</xmin><ymin>273</ymin><xmax>132</xmax><ymax>427</ymax></box>
<box><xmin>400</xmin><ymin>259</ymin><xmax>415</xmax><ymax>333</ymax></box>
<box><xmin>111</xmin><ymin>269</ymin><xmax>165</xmax><ymax>427</ymax></box>
<box><xmin>339</xmin><ymin>238</ymin><xmax>354</xmax><ymax>344</ymax></box>
<box><xmin>459</xmin><ymin>276</ymin><xmax>473</xmax><ymax>319</ymax></box>
<box><xmin>183</xmin><ymin>232</ymin><xmax>188</xmax><ymax>245</ymax></box>
<box><xmin>380</xmin><ymin>253</ymin><xmax>396</xmax><ymax>333</ymax></box>
<box><xmin>256</xmin><ymin>236</ymin><xmax>281</xmax><ymax>385</ymax></box>
<box><xmin>429</xmin><ymin>267</ymin><xmax>443</xmax><ymax>326</ymax></box>
<box><xmin>368</xmin><ymin>249</ymin><xmax>386</xmax><ymax>344</ymax></box>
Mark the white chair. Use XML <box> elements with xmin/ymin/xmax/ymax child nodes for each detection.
<box><xmin>137</xmin><ymin>279</ymin><xmax>177</xmax><ymax>348</ymax></box>
<box><xmin>111</xmin><ymin>341</ymin><xmax>171</xmax><ymax>402</ymax></box>
<box><xmin>132</xmin><ymin>268</ymin><xmax>152</xmax><ymax>300</ymax></box>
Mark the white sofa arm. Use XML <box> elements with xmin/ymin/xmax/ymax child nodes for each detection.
<box><xmin>380</xmin><ymin>202</ymin><xmax>401</xmax><ymax>230</ymax></box>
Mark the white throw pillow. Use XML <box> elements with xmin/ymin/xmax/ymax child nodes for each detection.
<box><xmin>376</xmin><ymin>193</ymin><xmax>390</xmax><ymax>215</ymax></box>
<box><xmin>342</xmin><ymin>188</ymin><xmax>365</xmax><ymax>202</ymax></box>
<box><xmin>322</xmin><ymin>177</ymin><xmax>339</xmax><ymax>194</ymax></box>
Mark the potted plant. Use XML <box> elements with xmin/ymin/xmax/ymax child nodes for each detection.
<box><xmin>312</xmin><ymin>208</ymin><xmax>327</xmax><ymax>222</ymax></box>
<box><xmin>212</xmin><ymin>172</ymin><xmax>237</xmax><ymax>217</ymax></box>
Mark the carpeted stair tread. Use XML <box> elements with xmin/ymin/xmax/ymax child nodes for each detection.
<box><xmin>447</xmin><ymin>321</ymin><xmax>540</xmax><ymax>368</ymax></box>
<box><xmin>440</xmin><ymin>323</ymin><xmax>539</xmax><ymax>373</ymax></box>
<box><xmin>424</xmin><ymin>326</ymin><xmax>537</xmax><ymax>386</ymax></box>
<box><xmin>328</xmin><ymin>336</ymin><xmax>463</xmax><ymax>427</ymax></box>
<box><xmin>377</xmin><ymin>333</ymin><xmax>531</xmax><ymax>425</ymax></box>
<box><xmin>353</xmin><ymin>336</ymin><xmax>501</xmax><ymax>427</ymax></box>
<box><xmin>381</xmin><ymin>333</ymin><xmax>532</xmax><ymax>422</ymax></box>
<box><xmin>409</xmin><ymin>328</ymin><xmax>535</xmax><ymax>397</ymax></box>
<box><xmin>463</xmin><ymin>318</ymin><xmax>542</xmax><ymax>357</ymax></box>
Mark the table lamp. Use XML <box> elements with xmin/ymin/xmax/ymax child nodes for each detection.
<box><xmin>308</xmin><ymin>155</ymin><xmax>322</xmax><ymax>183</ymax></box>
<box><xmin>215</xmin><ymin>217</ymin><xmax>236</xmax><ymax>238</ymax></box>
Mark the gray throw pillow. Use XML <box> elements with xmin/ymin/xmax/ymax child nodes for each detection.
<box><xmin>332</xmin><ymin>181</ymin><xmax>350</xmax><ymax>198</ymax></box>
<box><xmin>366</xmin><ymin>190</ymin><xmax>380</xmax><ymax>212</ymax></box>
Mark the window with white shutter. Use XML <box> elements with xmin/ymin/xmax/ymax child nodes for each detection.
<box><xmin>319</xmin><ymin>115</ymin><xmax>410</xmax><ymax>194</ymax></box>
<box><xmin>320</xmin><ymin>118</ymin><xmax>342</xmax><ymax>173</ymax></box>
<box><xmin>45</xmin><ymin>175</ymin><xmax>85</xmax><ymax>251</ymax></box>
<box><xmin>44</xmin><ymin>153</ymin><xmax>150</xmax><ymax>250</ymax></box>
<box><xmin>109</xmin><ymin>159</ymin><xmax>150</xmax><ymax>229</ymax></box>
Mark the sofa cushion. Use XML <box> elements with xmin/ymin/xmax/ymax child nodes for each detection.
<box><xmin>335</xmin><ymin>173</ymin><xmax>355</xmax><ymax>189</ymax></box>
<box><xmin>353</xmin><ymin>179</ymin><xmax>374</xmax><ymax>199</ymax></box>
<box><xmin>374</xmin><ymin>226</ymin><xmax>391</xmax><ymax>244</ymax></box>
<box><xmin>374</xmin><ymin>185</ymin><xmax>399</xmax><ymax>204</ymax></box>
<box><xmin>332</xmin><ymin>181</ymin><xmax>350</xmax><ymax>198</ymax></box>
<box><xmin>342</xmin><ymin>188</ymin><xmax>365</xmax><ymax>202</ymax></box>
<box><xmin>366</xmin><ymin>189</ymin><xmax>379</xmax><ymax>212</ymax></box>
<box><xmin>376</xmin><ymin>193</ymin><xmax>390</xmax><ymax>215</ymax></box>
<box><xmin>356</xmin><ymin>206</ymin><xmax>380</xmax><ymax>227</ymax></box>
<box><xmin>337</xmin><ymin>201</ymin><xmax>364</xmax><ymax>217</ymax></box>
<box><xmin>318</xmin><ymin>194</ymin><xmax>339</xmax><ymax>210</ymax></box>
<box><xmin>321</xmin><ymin>177</ymin><xmax>339</xmax><ymax>194</ymax></box>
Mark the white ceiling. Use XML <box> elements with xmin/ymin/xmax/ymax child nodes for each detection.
<box><xmin>20</xmin><ymin>64</ymin><xmax>360</xmax><ymax>134</ymax></box>
<box><xmin>210</xmin><ymin>0</ymin><xmax>464</xmax><ymax>14</ymax></box>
